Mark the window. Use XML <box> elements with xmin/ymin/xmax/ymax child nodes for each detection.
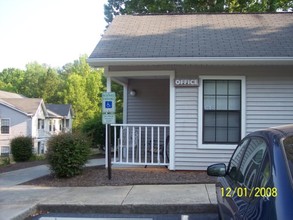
<box><xmin>203</xmin><ymin>80</ymin><xmax>241</xmax><ymax>144</ymax></box>
<box><xmin>38</xmin><ymin>119</ymin><xmax>44</xmax><ymax>129</ymax></box>
<box><xmin>1</xmin><ymin>119</ymin><xmax>10</xmax><ymax>134</ymax></box>
<box><xmin>0</xmin><ymin>146</ymin><xmax>10</xmax><ymax>156</ymax></box>
<box><xmin>238</xmin><ymin>138</ymin><xmax>267</xmax><ymax>189</ymax></box>
<box><xmin>49</xmin><ymin>120</ymin><xmax>52</xmax><ymax>131</ymax></box>
<box><xmin>66</xmin><ymin>119</ymin><xmax>70</xmax><ymax>128</ymax></box>
<box><xmin>198</xmin><ymin>76</ymin><xmax>245</xmax><ymax>149</ymax></box>
<box><xmin>49</xmin><ymin>120</ymin><xmax>56</xmax><ymax>132</ymax></box>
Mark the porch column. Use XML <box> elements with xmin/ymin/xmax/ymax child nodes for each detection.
<box><xmin>106</xmin><ymin>76</ymin><xmax>111</xmax><ymax>92</ymax></box>
<box><xmin>169</xmin><ymin>71</ymin><xmax>175</xmax><ymax>170</ymax></box>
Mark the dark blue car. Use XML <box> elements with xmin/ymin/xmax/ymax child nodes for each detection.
<box><xmin>207</xmin><ymin>124</ymin><xmax>293</xmax><ymax>220</ymax></box>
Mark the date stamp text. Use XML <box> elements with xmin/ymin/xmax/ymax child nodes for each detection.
<box><xmin>221</xmin><ymin>187</ymin><xmax>277</xmax><ymax>198</ymax></box>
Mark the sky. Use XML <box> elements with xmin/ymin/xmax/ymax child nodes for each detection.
<box><xmin>0</xmin><ymin>0</ymin><xmax>107</xmax><ymax>71</ymax></box>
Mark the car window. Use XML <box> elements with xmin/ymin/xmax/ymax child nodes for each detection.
<box><xmin>258</xmin><ymin>152</ymin><xmax>271</xmax><ymax>187</ymax></box>
<box><xmin>238</xmin><ymin>138</ymin><xmax>267</xmax><ymax>189</ymax></box>
<box><xmin>283</xmin><ymin>135</ymin><xmax>293</xmax><ymax>182</ymax></box>
<box><xmin>228</xmin><ymin>138</ymin><xmax>250</xmax><ymax>181</ymax></box>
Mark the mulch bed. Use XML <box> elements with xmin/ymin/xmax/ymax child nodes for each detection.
<box><xmin>22</xmin><ymin>166</ymin><xmax>216</xmax><ymax>187</ymax></box>
<box><xmin>1</xmin><ymin>156</ymin><xmax>216</xmax><ymax>187</ymax></box>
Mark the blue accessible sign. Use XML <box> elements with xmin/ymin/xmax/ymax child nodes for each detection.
<box><xmin>102</xmin><ymin>92</ymin><xmax>116</xmax><ymax>114</ymax></box>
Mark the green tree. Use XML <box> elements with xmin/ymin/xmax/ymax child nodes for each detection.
<box><xmin>104</xmin><ymin>0</ymin><xmax>293</xmax><ymax>24</ymax></box>
<box><xmin>0</xmin><ymin>68</ymin><xmax>25</xmax><ymax>93</ymax></box>
<box><xmin>0</xmin><ymin>56</ymin><xmax>108</xmax><ymax>133</ymax></box>
<box><xmin>64</xmin><ymin>73</ymin><xmax>92</xmax><ymax>127</ymax></box>
<box><xmin>40</xmin><ymin>68</ymin><xmax>63</xmax><ymax>103</ymax></box>
<box><xmin>21</xmin><ymin>62</ymin><xmax>48</xmax><ymax>98</ymax></box>
<box><xmin>61</xmin><ymin>56</ymin><xmax>105</xmax><ymax>129</ymax></box>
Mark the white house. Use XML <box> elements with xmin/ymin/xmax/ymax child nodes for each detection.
<box><xmin>88</xmin><ymin>13</ymin><xmax>293</xmax><ymax>170</ymax></box>
<box><xmin>0</xmin><ymin>91</ymin><xmax>73</xmax><ymax>156</ymax></box>
<box><xmin>45</xmin><ymin>104</ymin><xmax>74</xmax><ymax>134</ymax></box>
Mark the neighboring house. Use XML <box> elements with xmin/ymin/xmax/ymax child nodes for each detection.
<box><xmin>0</xmin><ymin>91</ymin><xmax>73</xmax><ymax>156</ymax></box>
<box><xmin>45</xmin><ymin>104</ymin><xmax>73</xmax><ymax>134</ymax></box>
<box><xmin>88</xmin><ymin>13</ymin><xmax>293</xmax><ymax>170</ymax></box>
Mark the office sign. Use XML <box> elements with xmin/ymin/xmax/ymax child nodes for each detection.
<box><xmin>174</xmin><ymin>79</ymin><xmax>199</xmax><ymax>87</ymax></box>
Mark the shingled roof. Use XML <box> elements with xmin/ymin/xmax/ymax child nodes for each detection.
<box><xmin>0</xmin><ymin>98</ymin><xmax>44</xmax><ymax>116</ymax></box>
<box><xmin>88</xmin><ymin>13</ymin><xmax>293</xmax><ymax>66</ymax></box>
<box><xmin>46</xmin><ymin>104</ymin><xmax>73</xmax><ymax>118</ymax></box>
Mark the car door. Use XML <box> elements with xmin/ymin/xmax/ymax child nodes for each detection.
<box><xmin>217</xmin><ymin>138</ymin><xmax>250</xmax><ymax>219</ymax></box>
<box><xmin>235</xmin><ymin>137</ymin><xmax>268</xmax><ymax>219</ymax></box>
<box><xmin>218</xmin><ymin>137</ymin><xmax>268</xmax><ymax>219</ymax></box>
<box><xmin>244</xmin><ymin>151</ymin><xmax>273</xmax><ymax>220</ymax></box>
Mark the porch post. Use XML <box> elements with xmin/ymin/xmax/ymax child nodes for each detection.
<box><xmin>123</xmin><ymin>85</ymin><xmax>128</xmax><ymax>124</ymax></box>
<box><xmin>169</xmin><ymin>71</ymin><xmax>175</xmax><ymax>170</ymax></box>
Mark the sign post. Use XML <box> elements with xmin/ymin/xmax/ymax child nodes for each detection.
<box><xmin>102</xmin><ymin>92</ymin><xmax>116</xmax><ymax>180</ymax></box>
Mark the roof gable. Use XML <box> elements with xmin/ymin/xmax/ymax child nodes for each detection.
<box><xmin>45</xmin><ymin>104</ymin><xmax>73</xmax><ymax>117</ymax></box>
<box><xmin>89</xmin><ymin>13</ymin><xmax>293</xmax><ymax>63</ymax></box>
<box><xmin>0</xmin><ymin>98</ymin><xmax>44</xmax><ymax>116</ymax></box>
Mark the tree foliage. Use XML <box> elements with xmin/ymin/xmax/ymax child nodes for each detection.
<box><xmin>0</xmin><ymin>55</ymin><xmax>106</xmax><ymax>130</ymax></box>
<box><xmin>104</xmin><ymin>0</ymin><xmax>293</xmax><ymax>23</ymax></box>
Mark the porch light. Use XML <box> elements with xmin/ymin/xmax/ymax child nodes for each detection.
<box><xmin>130</xmin><ymin>90</ymin><xmax>137</xmax><ymax>96</ymax></box>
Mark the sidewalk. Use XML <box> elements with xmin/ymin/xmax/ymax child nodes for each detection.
<box><xmin>0</xmin><ymin>159</ymin><xmax>217</xmax><ymax>220</ymax></box>
<box><xmin>0</xmin><ymin>159</ymin><xmax>105</xmax><ymax>187</ymax></box>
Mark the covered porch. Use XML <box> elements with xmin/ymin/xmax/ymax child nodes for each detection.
<box><xmin>104</xmin><ymin>70</ymin><xmax>175</xmax><ymax>169</ymax></box>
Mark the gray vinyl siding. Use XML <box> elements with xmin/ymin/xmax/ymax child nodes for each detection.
<box><xmin>0</xmin><ymin>104</ymin><xmax>31</xmax><ymax>147</ymax></box>
<box><xmin>122</xmin><ymin>67</ymin><xmax>293</xmax><ymax>171</ymax></box>
<box><xmin>174</xmin><ymin>73</ymin><xmax>293</xmax><ymax>170</ymax></box>
<box><xmin>127</xmin><ymin>79</ymin><xmax>169</xmax><ymax>124</ymax></box>
<box><xmin>174</xmin><ymin>86</ymin><xmax>234</xmax><ymax>170</ymax></box>
<box><xmin>246</xmin><ymin>75</ymin><xmax>293</xmax><ymax>133</ymax></box>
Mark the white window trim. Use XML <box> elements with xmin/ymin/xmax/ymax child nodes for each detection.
<box><xmin>198</xmin><ymin>75</ymin><xmax>246</xmax><ymax>150</ymax></box>
<box><xmin>0</xmin><ymin>118</ymin><xmax>10</xmax><ymax>135</ymax></box>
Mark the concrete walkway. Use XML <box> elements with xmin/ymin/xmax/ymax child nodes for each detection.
<box><xmin>0</xmin><ymin>159</ymin><xmax>105</xmax><ymax>187</ymax></box>
<box><xmin>0</xmin><ymin>159</ymin><xmax>217</xmax><ymax>220</ymax></box>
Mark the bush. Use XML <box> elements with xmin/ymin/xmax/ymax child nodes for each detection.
<box><xmin>46</xmin><ymin>132</ymin><xmax>90</xmax><ymax>178</ymax></box>
<box><xmin>81</xmin><ymin>114</ymin><xmax>105</xmax><ymax>148</ymax></box>
<box><xmin>10</xmin><ymin>136</ymin><xmax>33</xmax><ymax>162</ymax></box>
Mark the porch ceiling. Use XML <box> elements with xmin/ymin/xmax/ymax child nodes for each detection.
<box><xmin>112</xmin><ymin>75</ymin><xmax>169</xmax><ymax>85</ymax></box>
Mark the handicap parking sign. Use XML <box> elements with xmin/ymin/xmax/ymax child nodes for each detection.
<box><xmin>105</xmin><ymin>101</ymin><xmax>112</xmax><ymax>109</ymax></box>
<box><xmin>102</xmin><ymin>92</ymin><xmax>116</xmax><ymax>113</ymax></box>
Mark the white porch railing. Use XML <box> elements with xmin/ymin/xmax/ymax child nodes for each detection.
<box><xmin>110</xmin><ymin>124</ymin><xmax>170</xmax><ymax>166</ymax></box>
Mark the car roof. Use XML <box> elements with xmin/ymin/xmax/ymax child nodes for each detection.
<box><xmin>248</xmin><ymin>124</ymin><xmax>293</xmax><ymax>139</ymax></box>
<box><xmin>270</xmin><ymin>124</ymin><xmax>293</xmax><ymax>136</ymax></box>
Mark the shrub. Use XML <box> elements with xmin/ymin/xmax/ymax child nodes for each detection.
<box><xmin>0</xmin><ymin>157</ymin><xmax>11</xmax><ymax>166</ymax></box>
<box><xmin>10</xmin><ymin>136</ymin><xmax>33</xmax><ymax>162</ymax></box>
<box><xmin>46</xmin><ymin>132</ymin><xmax>90</xmax><ymax>178</ymax></box>
<box><xmin>81</xmin><ymin>114</ymin><xmax>105</xmax><ymax>148</ymax></box>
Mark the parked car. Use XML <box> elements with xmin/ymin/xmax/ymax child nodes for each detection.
<box><xmin>207</xmin><ymin>124</ymin><xmax>293</xmax><ymax>220</ymax></box>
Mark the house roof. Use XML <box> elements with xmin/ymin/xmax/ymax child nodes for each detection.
<box><xmin>0</xmin><ymin>90</ymin><xmax>26</xmax><ymax>98</ymax></box>
<box><xmin>45</xmin><ymin>104</ymin><xmax>73</xmax><ymax>117</ymax></box>
<box><xmin>0</xmin><ymin>98</ymin><xmax>44</xmax><ymax>116</ymax></box>
<box><xmin>88</xmin><ymin>13</ymin><xmax>293</xmax><ymax>67</ymax></box>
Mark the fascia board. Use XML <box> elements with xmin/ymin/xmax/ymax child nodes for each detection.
<box><xmin>87</xmin><ymin>57</ymin><xmax>293</xmax><ymax>67</ymax></box>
